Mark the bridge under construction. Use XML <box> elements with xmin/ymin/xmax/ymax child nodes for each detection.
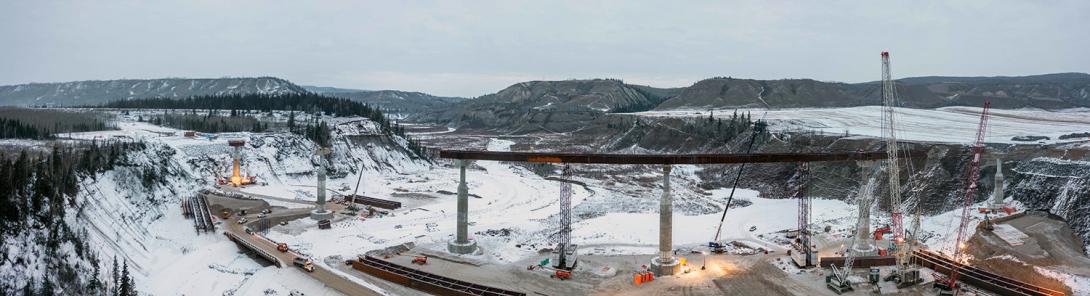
<box><xmin>439</xmin><ymin>149</ymin><xmax>925</xmax><ymax>276</ymax></box>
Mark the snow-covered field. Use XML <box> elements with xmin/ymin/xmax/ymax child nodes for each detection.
<box><xmin>636</xmin><ymin>106</ymin><xmax>1090</xmax><ymax>145</ymax></box>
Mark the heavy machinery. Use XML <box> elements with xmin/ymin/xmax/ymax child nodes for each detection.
<box><xmin>873</xmin><ymin>225</ymin><xmax>892</xmax><ymax>240</ymax></box>
<box><xmin>293</xmin><ymin>257</ymin><xmax>315</xmax><ymax>272</ymax></box>
<box><xmin>708</xmin><ymin>242</ymin><xmax>726</xmax><ymax>254</ymax></box>
<box><xmin>552</xmin><ymin>270</ymin><xmax>572</xmax><ymax>280</ymax></box>
<box><xmin>880</xmin><ymin>51</ymin><xmax>918</xmax><ymax>286</ymax></box>
<box><xmin>827</xmin><ymin>163</ymin><xmax>882</xmax><ymax>294</ymax></box>
<box><xmin>711</xmin><ymin>121</ymin><xmax>767</xmax><ymax>248</ymax></box>
<box><xmin>936</xmin><ymin>101</ymin><xmax>991</xmax><ymax>295</ymax></box>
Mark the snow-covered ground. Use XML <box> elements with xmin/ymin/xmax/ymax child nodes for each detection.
<box><xmin>635</xmin><ymin>106</ymin><xmax>1090</xmax><ymax>145</ymax></box>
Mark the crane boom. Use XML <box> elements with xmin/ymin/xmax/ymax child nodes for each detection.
<box><xmin>945</xmin><ymin>101</ymin><xmax>991</xmax><ymax>293</ymax></box>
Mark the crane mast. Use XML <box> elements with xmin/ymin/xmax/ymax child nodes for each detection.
<box><xmin>880</xmin><ymin>51</ymin><xmax>910</xmax><ymax>279</ymax></box>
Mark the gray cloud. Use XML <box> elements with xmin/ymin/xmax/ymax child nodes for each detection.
<box><xmin>1</xmin><ymin>0</ymin><xmax>1086</xmax><ymax>97</ymax></box>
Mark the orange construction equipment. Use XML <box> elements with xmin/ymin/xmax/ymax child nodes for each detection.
<box><xmin>276</xmin><ymin>243</ymin><xmax>288</xmax><ymax>253</ymax></box>
<box><xmin>874</xmin><ymin>225</ymin><xmax>892</xmax><ymax>240</ymax></box>
<box><xmin>553</xmin><ymin>270</ymin><xmax>572</xmax><ymax>280</ymax></box>
<box><xmin>632</xmin><ymin>272</ymin><xmax>654</xmax><ymax>285</ymax></box>
<box><xmin>412</xmin><ymin>256</ymin><xmax>428</xmax><ymax>265</ymax></box>
<box><xmin>633</xmin><ymin>271</ymin><xmax>654</xmax><ymax>285</ymax></box>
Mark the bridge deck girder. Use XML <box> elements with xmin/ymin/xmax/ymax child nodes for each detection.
<box><xmin>439</xmin><ymin>150</ymin><xmax>923</xmax><ymax>164</ymax></box>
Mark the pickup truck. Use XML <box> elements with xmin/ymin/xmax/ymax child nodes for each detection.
<box><xmin>293</xmin><ymin>257</ymin><xmax>315</xmax><ymax>272</ymax></box>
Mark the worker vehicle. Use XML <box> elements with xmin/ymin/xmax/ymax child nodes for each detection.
<box><xmin>261</xmin><ymin>208</ymin><xmax>271</xmax><ymax>214</ymax></box>
<box><xmin>239</xmin><ymin>209</ymin><xmax>248</xmax><ymax>216</ymax></box>
<box><xmin>411</xmin><ymin>256</ymin><xmax>427</xmax><ymax>265</ymax></box>
<box><xmin>318</xmin><ymin>219</ymin><xmax>331</xmax><ymax>229</ymax></box>
<box><xmin>279</xmin><ymin>221</ymin><xmax>288</xmax><ymax>226</ymax></box>
<box><xmin>749</xmin><ymin>226</ymin><xmax>758</xmax><ymax>232</ymax></box>
<box><xmin>237</xmin><ymin>217</ymin><xmax>248</xmax><ymax>224</ymax></box>
<box><xmin>293</xmin><ymin>257</ymin><xmax>315</xmax><ymax>272</ymax></box>
<box><xmin>257</xmin><ymin>213</ymin><xmax>267</xmax><ymax>218</ymax></box>
<box><xmin>277</xmin><ymin>243</ymin><xmax>289</xmax><ymax>252</ymax></box>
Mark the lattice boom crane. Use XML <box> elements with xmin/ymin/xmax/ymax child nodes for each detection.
<box><xmin>942</xmin><ymin>101</ymin><xmax>991</xmax><ymax>293</ymax></box>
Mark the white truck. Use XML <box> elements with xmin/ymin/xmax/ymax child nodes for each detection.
<box><xmin>293</xmin><ymin>257</ymin><xmax>315</xmax><ymax>272</ymax></box>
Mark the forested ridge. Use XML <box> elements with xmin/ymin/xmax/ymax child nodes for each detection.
<box><xmin>103</xmin><ymin>93</ymin><xmax>430</xmax><ymax>160</ymax></box>
<box><xmin>0</xmin><ymin>108</ymin><xmax>113</xmax><ymax>139</ymax></box>
<box><xmin>0</xmin><ymin>141</ymin><xmax>154</xmax><ymax>295</ymax></box>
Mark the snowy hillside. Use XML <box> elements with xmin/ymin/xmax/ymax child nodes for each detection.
<box><xmin>0</xmin><ymin>77</ymin><xmax>306</xmax><ymax>107</ymax></box>
<box><xmin>0</xmin><ymin>112</ymin><xmax>429</xmax><ymax>295</ymax></box>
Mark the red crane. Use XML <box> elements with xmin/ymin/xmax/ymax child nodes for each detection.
<box><xmin>940</xmin><ymin>101</ymin><xmax>991</xmax><ymax>294</ymax></box>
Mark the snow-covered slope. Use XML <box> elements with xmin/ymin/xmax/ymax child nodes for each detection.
<box><xmin>6</xmin><ymin>113</ymin><xmax>427</xmax><ymax>295</ymax></box>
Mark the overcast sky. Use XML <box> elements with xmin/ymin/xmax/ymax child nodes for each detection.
<box><xmin>1</xmin><ymin>1</ymin><xmax>1087</xmax><ymax>97</ymax></box>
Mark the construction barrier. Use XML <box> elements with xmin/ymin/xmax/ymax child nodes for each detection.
<box><xmin>633</xmin><ymin>271</ymin><xmax>654</xmax><ymax>285</ymax></box>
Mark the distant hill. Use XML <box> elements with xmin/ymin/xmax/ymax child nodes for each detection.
<box><xmin>0</xmin><ymin>77</ymin><xmax>305</xmax><ymax>106</ymax></box>
<box><xmin>655</xmin><ymin>73</ymin><xmax>1090</xmax><ymax>110</ymax></box>
<box><xmin>425</xmin><ymin>73</ymin><xmax>1090</xmax><ymax>132</ymax></box>
<box><xmin>426</xmin><ymin>79</ymin><xmax>678</xmax><ymax>133</ymax></box>
<box><xmin>301</xmin><ymin>85</ymin><xmax>367</xmax><ymax>94</ymax></box>
<box><xmin>304</xmin><ymin>86</ymin><xmax>465</xmax><ymax>114</ymax></box>
<box><xmin>655</xmin><ymin>78</ymin><xmax>867</xmax><ymax>110</ymax></box>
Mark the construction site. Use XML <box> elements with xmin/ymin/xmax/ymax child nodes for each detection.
<box><xmin>161</xmin><ymin>52</ymin><xmax>1088</xmax><ymax>296</ymax></box>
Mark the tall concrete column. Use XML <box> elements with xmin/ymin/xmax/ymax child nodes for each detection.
<box><xmin>991</xmin><ymin>158</ymin><xmax>1005</xmax><ymax>209</ymax></box>
<box><xmin>651</xmin><ymin>164</ymin><xmax>680</xmax><ymax>276</ymax></box>
<box><xmin>852</xmin><ymin>161</ymin><xmax>877</xmax><ymax>255</ymax></box>
<box><xmin>448</xmin><ymin>160</ymin><xmax>478</xmax><ymax>254</ymax></box>
<box><xmin>310</xmin><ymin>148</ymin><xmax>333</xmax><ymax>220</ymax></box>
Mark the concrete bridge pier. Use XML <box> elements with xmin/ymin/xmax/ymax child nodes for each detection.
<box><xmin>448</xmin><ymin>160</ymin><xmax>479</xmax><ymax>254</ymax></box>
<box><xmin>651</xmin><ymin>164</ymin><xmax>680</xmax><ymax>276</ymax></box>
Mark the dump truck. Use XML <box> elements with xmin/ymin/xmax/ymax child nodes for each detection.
<box><xmin>293</xmin><ymin>257</ymin><xmax>315</xmax><ymax>272</ymax></box>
